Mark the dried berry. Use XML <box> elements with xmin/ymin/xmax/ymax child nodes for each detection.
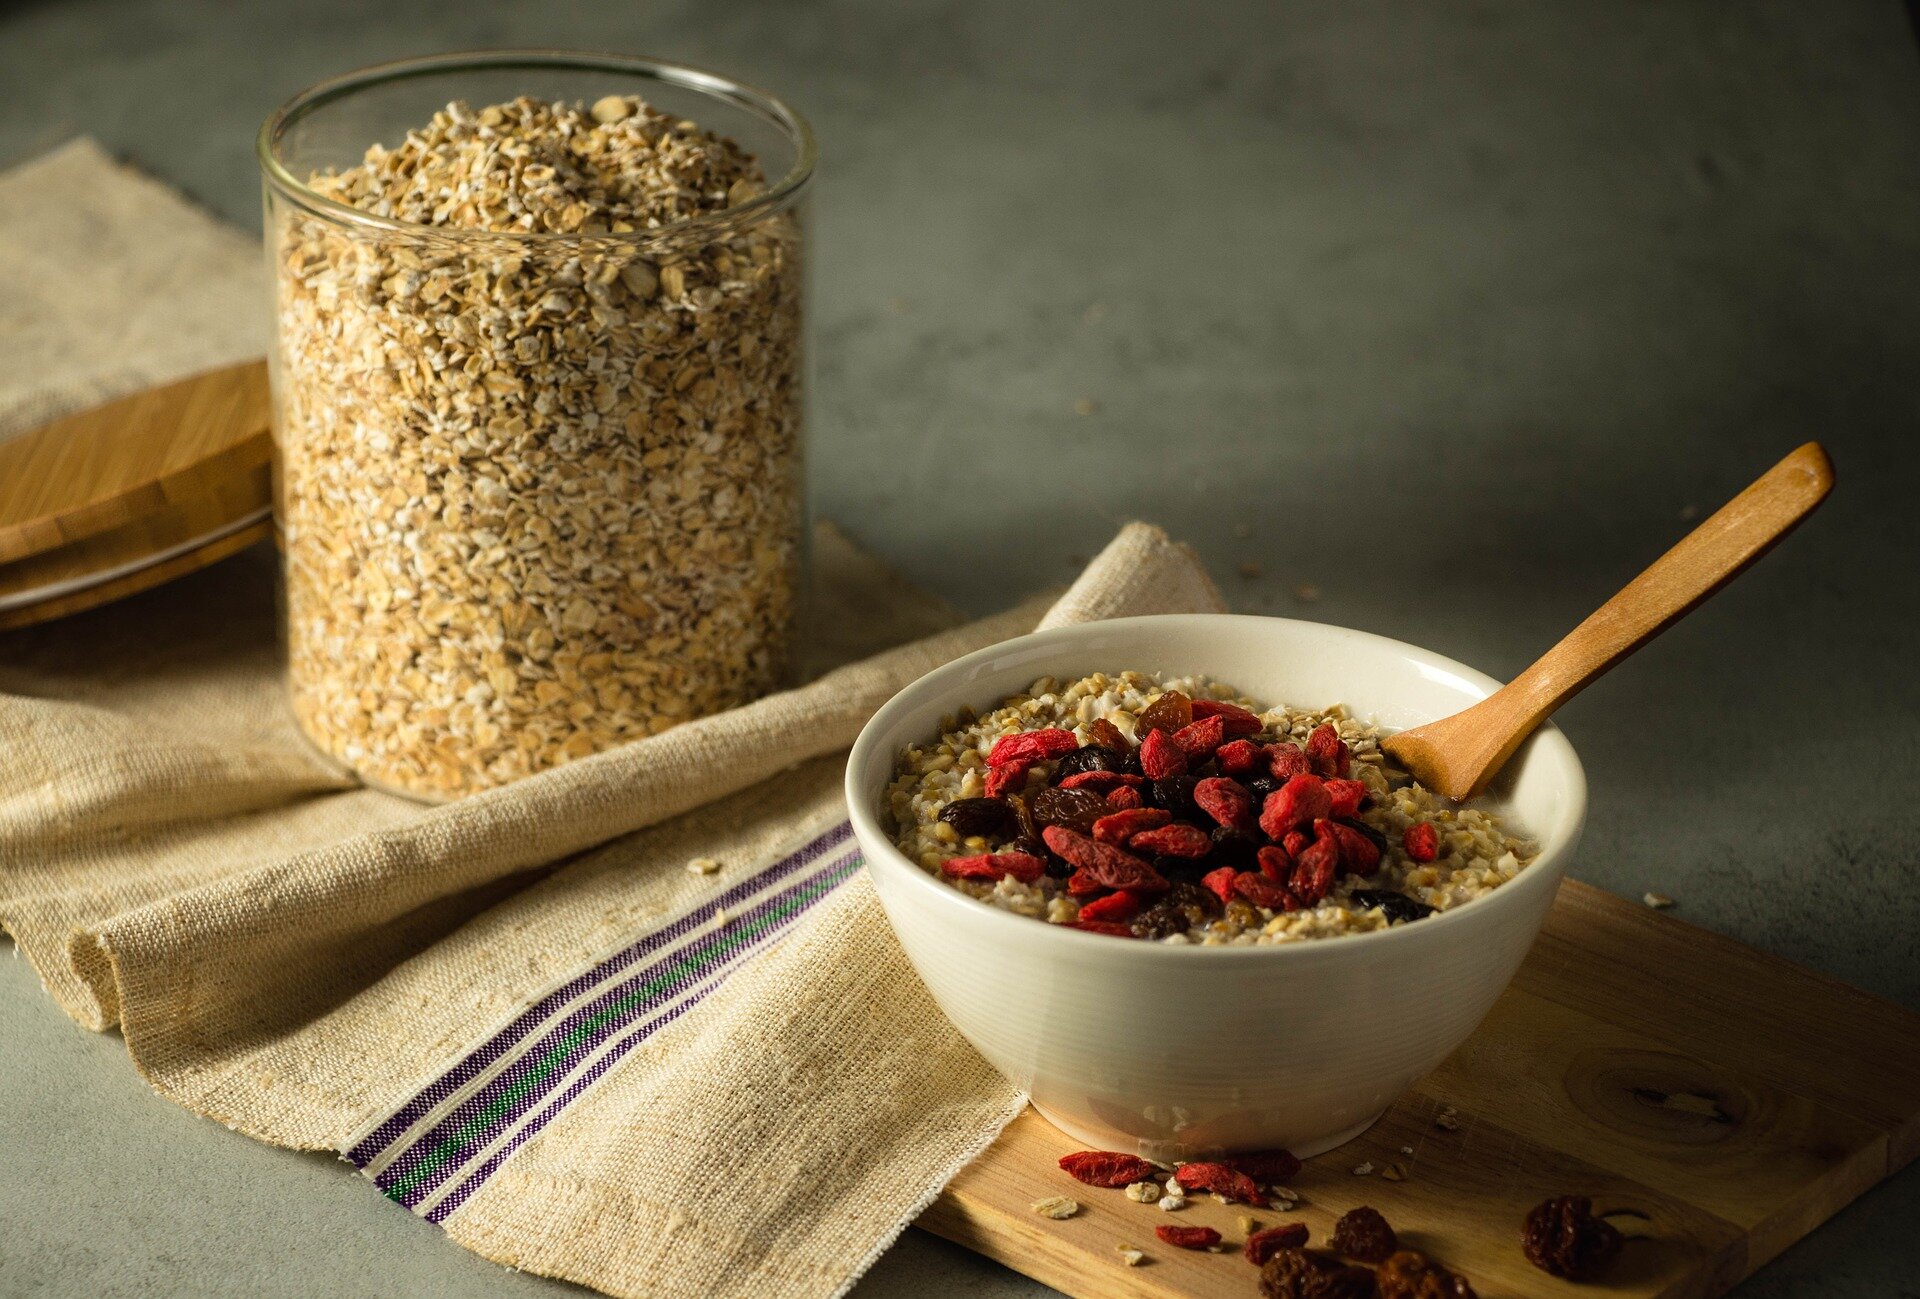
<box><xmin>939</xmin><ymin>851</ymin><xmax>1046</xmax><ymax>884</ymax></box>
<box><xmin>1324</xmin><ymin>778</ymin><xmax>1368</xmax><ymax>818</ymax></box>
<box><xmin>1317</xmin><ymin>818</ymin><xmax>1383</xmax><ymax>876</ymax></box>
<box><xmin>1202</xmin><ymin>865</ymin><xmax>1241</xmax><ymax>906</ymax></box>
<box><xmin>1376</xmin><ymin>1250</ymin><xmax>1478</xmax><ymax>1299</ymax></box>
<box><xmin>1156</xmin><ymin>1224</ymin><xmax>1223</xmax><ymax>1250</ymax></box>
<box><xmin>1259</xmin><ymin>1248</ymin><xmax>1376</xmax><ymax>1299</ymax></box>
<box><xmin>983</xmin><ymin>762</ymin><xmax>1028</xmax><ymax>799</ymax></box>
<box><xmin>1194</xmin><ymin>775</ymin><xmax>1256</xmax><ymax>831</ymax></box>
<box><xmin>1150</xmin><ymin>774</ymin><xmax>1202</xmax><ymax>820</ymax></box>
<box><xmin>1078</xmin><ymin>891</ymin><xmax>1141</xmax><ymax>924</ymax></box>
<box><xmin>1209</xmin><ymin>823</ymin><xmax>1263</xmax><ymax>866</ymax></box>
<box><xmin>1245</xmin><ymin>1222</ymin><xmax>1310</xmax><ymax>1266</ymax></box>
<box><xmin>1234</xmin><ymin>870</ymin><xmax>1299</xmax><ymax>912</ymax></box>
<box><xmin>1215</xmin><ymin>737</ymin><xmax>1262</xmax><ymax>775</ymax></box>
<box><xmin>1056</xmin><ymin>769</ymin><xmax>1147</xmax><ymax>794</ymax></box>
<box><xmin>1171</xmin><ymin>714</ymin><xmax>1230</xmax><ymax>760</ymax></box>
<box><xmin>1330</xmin><ymin>1206</ymin><xmax>1397</xmax><ymax>1263</ymax></box>
<box><xmin>1305</xmin><ymin>723</ymin><xmax>1351</xmax><ymax>778</ymax></box>
<box><xmin>1008</xmin><ymin>791</ymin><xmax>1042</xmax><ymax>843</ymax></box>
<box><xmin>1140</xmin><ymin>727</ymin><xmax>1189</xmax><ymax>779</ymax></box>
<box><xmin>1282</xmin><ymin>829</ymin><xmax>1312</xmax><ymax>858</ymax></box>
<box><xmin>1130</xmin><ymin>823</ymin><xmax>1213</xmax><ymax>858</ymax></box>
<box><xmin>1174</xmin><ymin>1161</ymin><xmax>1266</xmax><ymax>1206</ymax></box>
<box><xmin>1403</xmin><ymin>822</ymin><xmax>1440</xmax><ymax>863</ymax></box>
<box><xmin>1031</xmin><ymin>785</ymin><xmax>1113</xmax><ymax>833</ymax></box>
<box><xmin>1137</xmin><ymin>689</ymin><xmax>1193</xmax><ymax>735</ymax></box>
<box><xmin>1058</xmin><ymin>1150</ymin><xmax>1158</xmax><ymax>1187</ymax></box>
<box><xmin>1065</xmin><ymin>869</ymin><xmax>1106</xmax><ymax>896</ymax></box>
<box><xmin>1267</xmin><ymin>743</ymin><xmax>1311</xmax><ymax>781</ymax></box>
<box><xmin>1346</xmin><ymin>889</ymin><xmax>1435</xmax><ymax>924</ymax></box>
<box><xmin>1056</xmin><ymin>744</ymin><xmax>1130</xmax><ymax>780</ymax></box>
<box><xmin>1336</xmin><ymin>816</ymin><xmax>1389</xmax><ymax>858</ymax></box>
<box><xmin>1260</xmin><ymin>774</ymin><xmax>1331</xmax><ymax>838</ymax></box>
<box><xmin>986</xmin><ymin>728</ymin><xmax>1080</xmax><ymax>768</ymax></box>
<box><xmin>1289</xmin><ymin>837</ymin><xmax>1341</xmax><ymax>905</ymax></box>
<box><xmin>1191</xmin><ymin>698</ymin><xmax>1265</xmax><ymax>736</ymax></box>
<box><xmin>1521</xmin><ymin>1195</ymin><xmax>1622</xmax><ymax>1282</ymax></box>
<box><xmin>1092</xmin><ymin>807</ymin><xmax>1172</xmax><ymax>845</ymax></box>
<box><xmin>1041</xmin><ymin>826</ymin><xmax>1170</xmax><ymax>894</ymax></box>
<box><xmin>938</xmin><ymin>797</ymin><xmax>1015</xmax><ymax>840</ymax></box>
<box><xmin>1073</xmin><ymin>919</ymin><xmax>1138</xmax><ymax>937</ymax></box>
<box><xmin>1130</xmin><ymin>879</ymin><xmax>1223</xmax><ymax>938</ymax></box>
<box><xmin>1226</xmin><ymin>1149</ymin><xmax>1302</xmax><ymax>1184</ymax></box>
<box><xmin>1105</xmin><ymin>784</ymin><xmax>1144</xmax><ymax>810</ymax></box>
<box><xmin>1085</xmin><ymin>717</ymin><xmax>1130</xmax><ymax>752</ymax></box>
<box><xmin>1255</xmin><ymin>844</ymin><xmax>1293</xmax><ymax>883</ymax></box>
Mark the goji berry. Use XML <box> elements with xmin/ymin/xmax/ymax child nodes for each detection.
<box><xmin>986</xmin><ymin>728</ymin><xmax>1080</xmax><ymax>768</ymax></box>
<box><xmin>1244</xmin><ymin>1222</ymin><xmax>1309</xmax><ymax>1265</ymax></box>
<box><xmin>1174</xmin><ymin>1161</ymin><xmax>1267</xmax><ymax>1207</ymax></box>
<box><xmin>1105</xmin><ymin>784</ymin><xmax>1144</xmax><ymax>810</ymax></box>
<box><xmin>1259</xmin><ymin>774</ymin><xmax>1331</xmax><ymax>838</ymax></box>
<box><xmin>983</xmin><ymin>762</ymin><xmax>1027</xmax><ymax>799</ymax></box>
<box><xmin>1073</xmin><ymin>919</ymin><xmax>1138</xmax><ymax>937</ymax></box>
<box><xmin>1290</xmin><ymin>836</ymin><xmax>1341</xmax><ymax>904</ymax></box>
<box><xmin>1058</xmin><ymin>1150</ymin><xmax>1158</xmax><ymax>1187</ymax></box>
<box><xmin>1156</xmin><ymin>1224</ymin><xmax>1222</xmax><ymax>1250</ymax></box>
<box><xmin>1305</xmin><ymin>723</ymin><xmax>1349</xmax><ymax>777</ymax></box>
<box><xmin>1215</xmin><ymin>738</ymin><xmax>1263</xmax><ymax>776</ymax></box>
<box><xmin>1282</xmin><ymin>830</ymin><xmax>1312</xmax><ymax>858</ymax></box>
<box><xmin>1130</xmin><ymin>823</ymin><xmax>1213</xmax><ymax>858</ymax></box>
<box><xmin>1403</xmin><ymin>822</ymin><xmax>1440</xmax><ymax>862</ymax></box>
<box><xmin>1234</xmin><ymin>870</ymin><xmax>1298</xmax><ymax>912</ymax></box>
<box><xmin>1202</xmin><ymin>865</ymin><xmax>1240</xmax><ymax>905</ymax></box>
<box><xmin>1255</xmin><ymin>844</ymin><xmax>1293</xmax><ymax>882</ymax></box>
<box><xmin>938</xmin><ymin>851</ymin><xmax>1047</xmax><ymax>883</ymax></box>
<box><xmin>1191</xmin><ymin>698</ymin><xmax>1265</xmax><ymax>736</ymax></box>
<box><xmin>1139</xmin><ymin>727</ymin><xmax>1188</xmax><ymax>779</ymax></box>
<box><xmin>1324</xmin><ymin>778</ymin><xmax>1367</xmax><ymax>818</ymax></box>
<box><xmin>1057</xmin><ymin>769</ymin><xmax>1147</xmax><ymax>793</ymax></box>
<box><xmin>1065</xmin><ymin>869</ymin><xmax>1105</xmax><ymax>896</ymax></box>
<box><xmin>1171</xmin><ymin>714</ymin><xmax>1229</xmax><ymax>760</ymax></box>
<box><xmin>1078</xmin><ymin>891</ymin><xmax>1141</xmax><ymax>923</ymax></box>
<box><xmin>1042</xmin><ymin>826</ymin><xmax>1170</xmax><ymax>893</ymax></box>
<box><xmin>1084</xmin><ymin>717</ymin><xmax>1130</xmax><ymax>752</ymax></box>
<box><xmin>1317</xmin><ymin>818</ymin><xmax>1382</xmax><ymax>876</ymax></box>
<box><xmin>1193</xmin><ymin>775</ymin><xmax>1255</xmax><ymax>830</ymax></box>
<box><xmin>1267</xmin><ymin>743</ymin><xmax>1310</xmax><ymax>781</ymax></box>
<box><xmin>1226</xmin><ymin>1148</ymin><xmax>1302</xmax><ymax>1183</ymax></box>
<box><xmin>1092</xmin><ymin>807</ymin><xmax>1171</xmax><ymax>845</ymax></box>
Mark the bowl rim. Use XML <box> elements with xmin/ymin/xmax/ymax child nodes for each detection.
<box><xmin>845</xmin><ymin>612</ymin><xmax>1587</xmax><ymax>962</ymax></box>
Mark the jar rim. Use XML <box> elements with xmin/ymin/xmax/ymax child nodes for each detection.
<box><xmin>257</xmin><ymin>49</ymin><xmax>816</xmax><ymax>245</ymax></box>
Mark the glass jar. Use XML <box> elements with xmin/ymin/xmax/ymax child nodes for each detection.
<box><xmin>259</xmin><ymin>52</ymin><xmax>813</xmax><ymax>800</ymax></box>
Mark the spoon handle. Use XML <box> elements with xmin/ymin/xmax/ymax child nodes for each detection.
<box><xmin>1394</xmin><ymin>442</ymin><xmax>1833</xmax><ymax>799</ymax></box>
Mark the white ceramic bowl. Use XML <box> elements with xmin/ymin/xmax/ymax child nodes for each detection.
<box><xmin>846</xmin><ymin>614</ymin><xmax>1586</xmax><ymax>1161</ymax></box>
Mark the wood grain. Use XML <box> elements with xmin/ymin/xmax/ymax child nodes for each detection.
<box><xmin>1385</xmin><ymin>443</ymin><xmax>1834</xmax><ymax>800</ymax></box>
<box><xmin>922</xmin><ymin>879</ymin><xmax>1920</xmax><ymax>1298</ymax></box>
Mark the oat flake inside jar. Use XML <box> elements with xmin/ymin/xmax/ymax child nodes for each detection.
<box><xmin>259</xmin><ymin>53</ymin><xmax>814</xmax><ymax>799</ymax></box>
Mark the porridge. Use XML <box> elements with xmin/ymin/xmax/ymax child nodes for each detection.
<box><xmin>885</xmin><ymin>671</ymin><xmax>1534</xmax><ymax>944</ymax></box>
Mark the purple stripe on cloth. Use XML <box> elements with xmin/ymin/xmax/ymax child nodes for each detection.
<box><xmin>380</xmin><ymin>849</ymin><xmax>862</xmax><ymax>1208</ymax></box>
<box><xmin>428</xmin><ymin>850</ymin><xmax>866</xmax><ymax>1222</ymax></box>
<box><xmin>347</xmin><ymin>820</ymin><xmax>852</xmax><ymax>1167</ymax></box>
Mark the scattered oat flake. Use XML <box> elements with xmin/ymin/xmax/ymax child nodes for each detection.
<box><xmin>1293</xmin><ymin>582</ymin><xmax>1322</xmax><ymax>603</ymax></box>
<box><xmin>1124</xmin><ymin>1181</ymin><xmax>1162</xmax><ymax>1203</ymax></box>
<box><xmin>1399</xmin><ymin>1146</ymin><xmax>1414</xmax><ymax>1156</ymax></box>
<box><xmin>712</xmin><ymin>907</ymin><xmax>729</xmax><ymax>926</ymax></box>
<box><xmin>686</xmin><ymin>857</ymin><xmax>721</xmax><ymax>875</ymax></box>
<box><xmin>1643</xmin><ymin>891</ymin><xmax>1675</xmax><ymax>909</ymax></box>
<box><xmin>1238</xmin><ymin>1215</ymin><xmax>1260</xmax><ymax>1234</ymax></box>
<box><xmin>1073</xmin><ymin>397</ymin><xmax>1099</xmax><ymax>416</ymax></box>
<box><xmin>1238</xmin><ymin>560</ymin><xmax>1264</xmax><ymax>580</ymax></box>
<box><xmin>1352</xmin><ymin>1161</ymin><xmax>1375</xmax><ymax>1176</ymax></box>
<box><xmin>1157</xmin><ymin>1195</ymin><xmax>1186</xmax><ymax>1211</ymax></box>
<box><xmin>1115</xmin><ymin>1245</ymin><xmax>1145</xmax><ymax>1267</ymax></box>
<box><xmin>1434</xmin><ymin>1105</ymin><xmax>1462</xmax><ymax>1131</ymax></box>
<box><xmin>1031</xmin><ymin>1196</ymin><xmax>1079</xmax><ymax>1219</ymax></box>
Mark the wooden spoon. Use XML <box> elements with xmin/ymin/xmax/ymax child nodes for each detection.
<box><xmin>1382</xmin><ymin>442</ymin><xmax>1834</xmax><ymax>801</ymax></box>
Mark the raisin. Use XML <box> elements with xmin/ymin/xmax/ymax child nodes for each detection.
<box><xmin>1150</xmin><ymin>774</ymin><xmax>1202</xmax><ymax>820</ymax></box>
<box><xmin>1191</xmin><ymin>698</ymin><xmax>1266</xmax><ymax>736</ymax></box>
<box><xmin>1092</xmin><ymin>807</ymin><xmax>1172</xmax><ymax>845</ymax></box>
<box><xmin>1376</xmin><ymin>1250</ymin><xmax>1479</xmax><ymax>1299</ymax></box>
<box><xmin>1174</xmin><ymin>1161</ymin><xmax>1266</xmax><ymax>1206</ymax></box>
<box><xmin>1324</xmin><ymin>778</ymin><xmax>1368</xmax><ymax>818</ymax></box>
<box><xmin>1330</xmin><ymin>1206</ymin><xmax>1397</xmax><ymax>1263</ymax></box>
<box><xmin>1041</xmin><ymin>826</ymin><xmax>1170</xmax><ymax>893</ymax></box>
<box><xmin>986</xmin><ymin>728</ymin><xmax>1080</xmax><ymax>768</ymax></box>
<box><xmin>1267</xmin><ymin>743</ymin><xmax>1311</xmax><ymax>781</ymax></box>
<box><xmin>1156</xmin><ymin>1224</ymin><xmax>1222</xmax><ymax>1250</ymax></box>
<box><xmin>1171</xmin><ymin>714</ymin><xmax>1229</xmax><ymax>760</ymax></box>
<box><xmin>1130</xmin><ymin>823</ymin><xmax>1212</xmax><ymax>858</ymax></box>
<box><xmin>1130</xmin><ymin>880</ymin><xmax>1221</xmax><ymax>938</ymax></box>
<box><xmin>1245</xmin><ymin>773</ymin><xmax>1280</xmax><ymax>802</ymax></box>
<box><xmin>1078</xmin><ymin>891</ymin><xmax>1140</xmax><ymax>923</ymax></box>
<box><xmin>1194</xmin><ymin>775</ymin><xmax>1256</xmax><ymax>831</ymax></box>
<box><xmin>1259</xmin><ymin>1249</ymin><xmax>1375</xmax><ymax>1299</ymax></box>
<box><xmin>1058</xmin><ymin>1150</ymin><xmax>1157</xmax><ymax>1187</ymax></box>
<box><xmin>1139</xmin><ymin>727</ymin><xmax>1188</xmax><ymax>779</ymax></box>
<box><xmin>1521</xmin><ymin>1195</ymin><xmax>1622</xmax><ymax>1282</ymax></box>
<box><xmin>1085</xmin><ymin>717</ymin><xmax>1130</xmax><ymax>752</ymax></box>
<box><xmin>1289</xmin><ymin>837</ymin><xmax>1341</xmax><ymax>905</ymax></box>
<box><xmin>938</xmin><ymin>797</ymin><xmax>1014</xmax><ymax>839</ymax></box>
<box><xmin>1056</xmin><ymin>744</ymin><xmax>1129</xmax><ymax>779</ymax></box>
<box><xmin>1245</xmin><ymin>1222</ymin><xmax>1310</xmax><ymax>1266</ymax></box>
<box><xmin>1008</xmin><ymin>792</ymin><xmax>1041</xmax><ymax>842</ymax></box>
<box><xmin>1346</xmin><ymin>889</ymin><xmax>1435</xmax><ymax>924</ymax></box>
<box><xmin>1260</xmin><ymin>774</ymin><xmax>1331</xmax><ymax>838</ymax></box>
<box><xmin>1137</xmin><ymin>689</ymin><xmax>1193</xmax><ymax>736</ymax></box>
<box><xmin>1211</xmin><ymin>823</ymin><xmax>1264</xmax><ymax>866</ymax></box>
<box><xmin>1031</xmin><ymin>785</ymin><xmax>1112</xmax><ymax>833</ymax></box>
<box><xmin>1336</xmin><ymin>816</ymin><xmax>1390</xmax><ymax>860</ymax></box>
<box><xmin>1403</xmin><ymin>822</ymin><xmax>1440</xmax><ymax>863</ymax></box>
<box><xmin>1227</xmin><ymin>1148</ymin><xmax>1303</xmax><ymax>1183</ymax></box>
<box><xmin>1317</xmin><ymin>818</ymin><xmax>1383</xmax><ymax>876</ymax></box>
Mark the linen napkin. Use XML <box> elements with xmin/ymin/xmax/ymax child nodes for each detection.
<box><xmin>0</xmin><ymin>139</ymin><xmax>1228</xmax><ymax>1298</ymax></box>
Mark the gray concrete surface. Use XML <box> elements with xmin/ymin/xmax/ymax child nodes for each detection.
<box><xmin>4</xmin><ymin>1</ymin><xmax>1919</xmax><ymax>1295</ymax></box>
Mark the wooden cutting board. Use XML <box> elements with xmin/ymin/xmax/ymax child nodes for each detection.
<box><xmin>921</xmin><ymin>880</ymin><xmax>1920</xmax><ymax>1297</ymax></box>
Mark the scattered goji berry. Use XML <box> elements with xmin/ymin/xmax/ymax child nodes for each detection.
<box><xmin>1403</xmin><ymin>822</ymin><xmax>1440</xmax><ymax>863</ymax></box>
<box><xmin>1202</xmin><ymin>865</ymin><xmax>1240</xmax><ymax>905</ymax></box>
<box><xmin>1084</xmin><ymin>717</ymin><xmax>1130</xmax><ymax>752</ymax></box>
<box><xmin>986</xmin><ymin>728</ymin><xmax>1080</xmax><ymax>768</ymax></box>
<box><xmin>1290</xmin><ymin>836</ymin><xmax>1341</xmax><ymax>904</ymax></box>
<box><xmin>1156</xmin><ymin>1224</ymin><xmax>1222</xmax><ymax>1250</ymax></box>
<box><xmin>1259</xmin><ymin>774</ymin><xmax>1331</xmax><ymax>838</ymax></box>
<box><xmin>1317</xmin><ymin>819</ymin><xmax>1382</xmax><ymax>876</ymax></box>
<box><xmin>1139</xmin><ymin>727</ymin><xmax>1188</xmax><ymax>779</ymax></box>
<box><xmin>983</xmin><ymin>762</ymin><xmax>1027</xmax><ymax>799</ymax></box>
<box><xmin>1244</xmin><ymin>1222</ymin><xmax>1309</xmax><ymax>1265</ymax></box>
<box><xmin>1190</xmin><ymin>698</ymin><xmax>1265</xmax><ymax>736</ymax></box>
<box><xmin>1226</xmin><ymin>1149</ymin><xmax>1302</xmax><ymax>1183</ymax></box>
<box><xmin>1092</xmin><ymin>807</ymin><xmax>1171</xmax><ymax>845</ymax></box>
<box><xmin>1073</xmin><ymin>919</ymin><xmax>1138</xmax><ymax>937</ymax></box>
<box><xmin>1324</xmin><ymin>778</ymin><xmax>1368</xmax><ymax>818</ymax></box>
<box><xmin>1305</xmin><ymin>723</ymin><xmax>1348</xmax><ymax>777</ymax></box>
<box><xmin>1058</xmin><ymin>1150</ymin><xmax>1158</xmax><ymax>1187</ymax></box>
<box><xmin>1078</xmin><ymin>891</ymin><xmax>1141</xmax><ymax>923</ymax></box>
<box><xmin>1057</xmin><ymin>769</ymin><xmax>1147</xmax><ymax>793</ymax></box>
<box><xmin>1234</xmin><ymin>871</ymin><xmax>1298</xmax><ymax>912</ymax></box>
<box><xmin>1193</xmin><ymin>775</ymin><xmax>1256</xmax><ymax>830</ymax></box>
<box><xmin>1255</xmin><ymin>844</ymin><xmax>1293</xmax><ymax>883</ymax></box>
<box><xmin>1130</xmin><ymin>823</ymin><xmax>1213</xmax><ymax>858</ymax></box>
<box><xmin>1174</xmin><ymin>1161</ymin><xmax>1267</xmax><ymax>1206</ymax></box>
<box><xmin>1215</xmin><ymin>738</ymin><xmax>1263</xmax><ymax>775</ymax></box>
<box><xmin>1267</xmin><ymin>743</ymin><xmax>1310</xmax><ymax>781</ymax></box>
<box><xmin>1171</xmin><ymin>714</ymin><xmax>1229</xmax><ymax>760</ymax></box>
<box><xmin>1042</xmin><ymin>826</ymin><xmax>1170</xmax><ymax>893</ymax></box>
